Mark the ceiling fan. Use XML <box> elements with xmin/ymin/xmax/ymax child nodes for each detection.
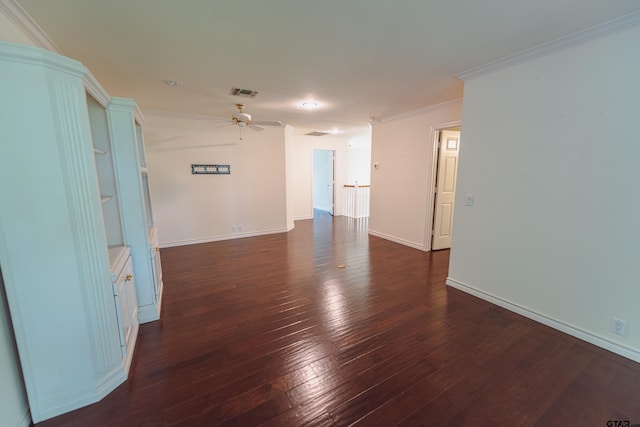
<box><xmin>227</xmin><ymin>103</ymin><xmax>282</xmax><ymax>131</ymax></box>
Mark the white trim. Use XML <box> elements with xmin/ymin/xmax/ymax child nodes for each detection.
<box><xmin>138</xmin><ymin>278</ymin><xmax>163</xmax><ymax>324</ymax></box>
<box><xmin>0</xmin><ymin>41</ymin><xmax>85</xmax><ymax>77</ymax></box>
<box><xmin>380</xmin><ymin>98</ymin><xmax>463</xmax><ymax>123</ymax></box>
<box><xmin>83</xmin><ymin>72</ymin><xmax>111</xmax><ymax>108</ymax></box>
<box><xmin>159</xmin><ymin>227</ymin><xmax>290</xmax><ymax>248</ymax></box>
<box><xmin>457</xmin><ymin>9</ymin><xmax>640</xmax><ymax>81</ymax></box>
<box><xmin>0</xmin><ymin>1</ymin><xmax>118</xmax><ymax>112</ymax></box>
<box><xmin>37</xmin><ymin>365</ymin><xmax>126</xmax><ymax>422</ymax></box>
<box><xmin>134</xmin><ymin>104</ymin><xmax>145</xmax><ymax>125</ymax></box>
<box><xmin>368</xmin><ymin>229</ymin><xmax>425</xmax><ymax>251</ymax></box>
<box><xmin>138</xmin><ymin>303</ymin><xmax>160</xmax><ymax>324</ymax></box>
<box><xmin>0</xmin><ymin>0</ymin><xmax>62</xmax><ymax>53</ymax></box>
<box><xmin>446</xmin><ymin>278</ymin><xmax>640</xmax><ymax>363</ymax></box>
<box><xmin>121</xmin><ymin>322</ymin><xmax>138</xmax><ymax>375</ymax></box>
<box><xmin>294</xmin><ymin>215</ymin><xmax>314</xmax><ymax>221</ymax></box>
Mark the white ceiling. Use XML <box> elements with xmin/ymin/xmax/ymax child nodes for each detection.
<box><xmin>15</xmin><ymin>0</ymin><xmax>640</xmax><ymax>135</ymax></box>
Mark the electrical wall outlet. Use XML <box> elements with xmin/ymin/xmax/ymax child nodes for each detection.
<box><xmin>610</xmin><ymin>317</ymin><xmax>627</xmax><ymax>336</ymax></box>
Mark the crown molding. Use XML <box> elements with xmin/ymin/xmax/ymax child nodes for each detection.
<box><xmin>134</xmin><ymin>104</ymin><xmax>145</xmax><ymax>125</ymax></box>
<box><xmin>457</xmin><ymin>9</ymin><xmax>640</xmax><ymax>81</ymax></box>
<box><xmin>83</xmin><ymin>72</ymin><xmax>111</xmax><ymax>107</ymax></box>
<box><xmin>142</xmin><ymin>109</ymin><xmax>228</xmax><ymax>122</ymax></box>
<box><xmin>0</xmin><ymin>41</ymin><xmax>85</xmax><ymax>76</ymax></box>
<box><xmin>1</xmin><ymin>0</ymin><xmax>114</xmax><ymax>106</ymax></box>
<box><xmin>379</xmin><ymin>98</ymin><xmax>463</xmax><ymax>124</ymax></box>
<box><xmin>0</xmin><ymin>0</ymin><xmax>62</xmax><ymax>53</ymax></box>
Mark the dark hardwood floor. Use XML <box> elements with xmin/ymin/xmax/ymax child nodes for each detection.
<box><xmin>38</xmin><ymin>211</ymin><xmax>640</xmax><ymax>426</ymax></box>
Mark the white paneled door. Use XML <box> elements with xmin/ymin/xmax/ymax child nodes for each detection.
<box><xmin>432</xmin><ymin>130</ymin><xmax>460</xmax><ymax>250</ymax></box>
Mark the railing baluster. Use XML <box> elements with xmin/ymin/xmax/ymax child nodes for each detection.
<box><xmin>343</xmin><ymin>184</ymin><xmax>370</xmax><ymax>218</ymax></box>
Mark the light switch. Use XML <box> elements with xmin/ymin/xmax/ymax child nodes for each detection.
<box><xmin>465</xmin><ymin>194</ymin><xmax>474</xmax><ymax>206</ymax></box>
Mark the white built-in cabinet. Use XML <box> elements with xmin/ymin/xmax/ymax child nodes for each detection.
<box><xmin>87</xmin><ymin>93</ymin><xmax>140</xmax><ymax>370</ymax></box>
<box><xmin>108</xmin><ymin>99</ymin><xmax>163</xmax><ymax>323</ymax></box>
<box><xmin>0</xmin><ymin>42</ymin><xmax>162</xmax><ymax>422</ymax></box>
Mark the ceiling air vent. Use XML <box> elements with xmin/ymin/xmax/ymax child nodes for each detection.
<box><xmin>305</xmin><ymin>131</ymin><xmax>330</xmax><ymax>137</ymax></box>
<box><xmin>229</xmin><ymin>87</ymin><xmax>258</xmax><ymax>98</ymax></box>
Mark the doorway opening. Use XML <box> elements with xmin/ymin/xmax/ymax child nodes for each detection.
<box><xmin>312</xmin><ymin>149</ymin><xmax>335</xmax><ymax>216</ymax></box>
<box><xmin>426</xmin><ymin>122</ymin><xmax>461</xmax><ymax>251</ymax></box>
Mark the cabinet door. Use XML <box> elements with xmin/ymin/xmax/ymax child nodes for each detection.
<box><xmin>112</xmin><ymin>257</ymin><xmax>138</xmax><ymax>360</ymax></box>
<box><xmin>124</xmin><ymin>263</ymin><xmax>139</xmax><ymax>344</ymax></box>
<box><xmin>152</xmin><ymin>247</ymin><xmax>163</xmax><ymax>300</ymax></box>
<box><xmin>112</xmin><ymin>271</ymin><xmax>129</xmax><ymax>359</ymax></box>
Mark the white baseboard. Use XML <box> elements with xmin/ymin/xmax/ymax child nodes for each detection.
<box><xmin>34</xmin><ymin>365</ymin><xmax>126</xmax><ymax>422</ymax></box>
<box><xmin>137</xmin><ymin>302</ymin><xmax>160</xmax><ymax>324</ymax></box>
<box><xmin>294</xmin><ymin>215</ymin><xmax>314</xmax><ymax>221</ymax></box>
<box><xmin>367</xmin><ymin>229</ymin><xmax>426</xmax><ymax>251</ymax></box>
<box><xmin>159</xmin><ymin>227</ymin><xmax>289</xmax><ymax>248</ymax></box>
<box><xmin>446</xmin><ymin>277</ymin><xmax>640</xmax><ymax>363</ymax></box>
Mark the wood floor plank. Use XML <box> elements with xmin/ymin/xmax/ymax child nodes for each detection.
<box><xmin>34</xmin><ymin>211</ymin><xmax>640</xmax><ymax>426</ymax></box>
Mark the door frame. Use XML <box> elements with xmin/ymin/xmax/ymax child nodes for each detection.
<box><xmin>424</xmin><ymin>120</ymin><xmax>461</xmax><ymax>252</ymax></box>
<box><xmin>312</xmin><ymin>149</ymin><xmax>335</xmax><ymax>215</ymax></box>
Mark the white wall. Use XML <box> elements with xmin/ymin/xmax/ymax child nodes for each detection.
<box><xmin>0</xmin><ymin>9</ymin><xmax>33</xmax><ymax>427</ymax></box>
<box><xmin>145</xmin><ymin>118</ymin><xmax>371</xmax><ymax>243</ymax></box>
<box><xmin>449</xmin><ymin>25</ymin><xmax>640</xmax><ymax>361</ymax></box>
<box><xmin>347</xmin><ymin>130</ymin><xmax>372</xmax><ymax>185</ymax></box>
<box><xmin>369</xmin><ymin>101</ymin><xmax>462</xmax><ymax>250</ymax></box>
<box><xmin>144</xmin><ymin>113</ymin><xmax>288</xmax><ymax>247</ymax></box>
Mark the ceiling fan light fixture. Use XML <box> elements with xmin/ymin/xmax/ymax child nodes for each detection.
<box><xmin>228</xmin><ymin>104</ymin><xmax>281</xmax><ymax>132</ymax></box>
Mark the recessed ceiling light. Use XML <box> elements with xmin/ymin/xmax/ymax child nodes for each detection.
<box><xmin>302</xmin><ymin>101</ymin><xmax>318</xmax><ymax>108</ymax></box>
<box><xmin>163</xmin><ymin>79</ymin><xmax>183</xmax><ymax>87</ymax></box>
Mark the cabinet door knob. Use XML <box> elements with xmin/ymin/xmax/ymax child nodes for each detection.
<box><xmin>125</xmin><ymin>274</ymin><xmax>133</xmax><ymax>282</ymax></box>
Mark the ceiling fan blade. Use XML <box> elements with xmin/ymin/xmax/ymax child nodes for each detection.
<box><xmin>147</xmin><ymin>135</ymin><xmax>183</xmax><ymax>144</ymax></box>
<box><xmin>215</xmin><ymin>122</ymin><xmax>236</xmax><ymax>129</ymax></box>
<box><xmin>251</xmin><ymin>120</ymin><xmax>282</xmax><ymax>127</ymax></box>
<box><xmin>247</xmin><ymin>124</ymin><xmax>264</xmax><ymax>131</ymax></box>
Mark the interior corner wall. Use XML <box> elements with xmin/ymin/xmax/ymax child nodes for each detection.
<box><xmin>369</xmin><ymin>102</ymin><xmax>462</xmax><ymax>250</ymax></box>
<box><xmin>287</xmin><ymin>132</ymin><xmax>354</xmax><ymax>221</ymax></box>
<box><xmin>449</xmin><ymin>25</ymin><xmax>640</xmax><ymax>361</ymax></box>
<box><xmin>0</xmin><ymin>10</ymin><xmax>33</xmax><ymax>427</ymax></box>
<box><xmin>284</xmin><ymin>125</ymin><xmax>295</xmax><ymax>230</ymax></box>
<box><xmin>143</xmin><ymin>113</ymin><xmax>288</xmax><ymax>247</ymax></box>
